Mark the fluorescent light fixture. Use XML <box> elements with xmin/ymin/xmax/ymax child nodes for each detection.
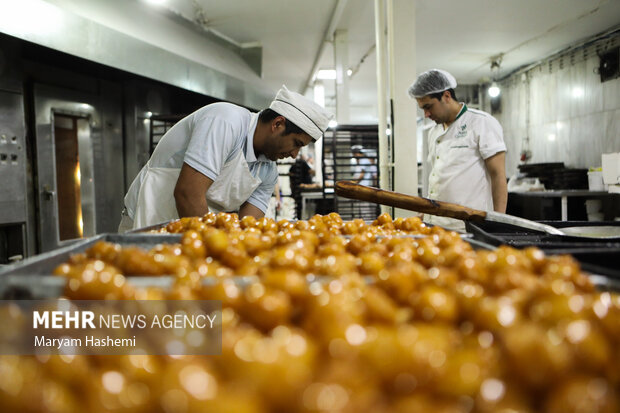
<box><xmin>313</xmin><ymin>83</ymin><xmax>325</xmax><ymax>107</ymax></box>
<box><xmin>572</xmin><ymin>87</ymin><xmax>584</xmax><ymax>98</ymax></box>
<box><xmin>488</xmin><ymin>82</ymin><xmax>500</xmax><ymax>98</ymax></box>
<box><xmin>316</xmin><ymin>69</ymin><xmax>337</xmax><ymax>80</ymax></box>
<box><xmin>328</xmin><ymin>120</ymin><xmax>338</xmax><ymax>128</ymax></box>
<box><xmin>0</xmin><ymin>0</ymin><xmax>63</xmax><ymax>36</ymax></box>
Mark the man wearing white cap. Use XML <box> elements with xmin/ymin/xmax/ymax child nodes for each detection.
<box><xmin>408</xmin><ymin>69</ymin><xmax>507</xmax><ymax>231</ymax></box>
<box><xmin>118</xmin><ymin>85</ymin><xmax>333</xmax><ymax>231</ymax></box>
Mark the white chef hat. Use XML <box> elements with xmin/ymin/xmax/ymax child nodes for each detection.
<box><xmin>269</xmin><ymin>85</ymin><xmax>334</xmax><ymax>141</ymax></box>
<box><xmin>408</xmin><ymin>69</ymin><xmax>457</xmax><ymax>98</ymax></box>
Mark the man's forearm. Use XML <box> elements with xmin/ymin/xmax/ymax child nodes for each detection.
<box><xmin>485</xmin><ymin>152</ymin><xmax>507</xmax><ymax>213</ymax></box>
<box><xmin>175</xmin><ymin>193</ymin><xmax>209</xmax><ymax>218</ymax></box>
<box><xmin>174</xmin><ymin>163</ymin><xmax>213</xmax><ymax>218</ymax></box>
<box><xmin>491</xmin><ymin>175</ymin><xmax>507</xmax><ymax>213</ymax></box>
<box><xmin>239</xmin><ymin>202</ymin><xmax>264</xmax><ymax>219</ymax></box>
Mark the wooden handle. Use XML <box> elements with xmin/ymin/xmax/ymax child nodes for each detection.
<box><xmin>335</xmin><ymin>180</ymin><xmax>487</xmax><ymax>221</ymax></box>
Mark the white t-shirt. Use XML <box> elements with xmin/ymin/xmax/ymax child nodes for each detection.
<box><xmin>355</xmin><ymin>158</ymin><xmax>374</xmax><ymax>186</ymax></box>
<box><xmin>124</xmin><ymin>103</ymin><xmax>278</xmax><ymax>218</ymax></box>
<box><xmin>426</xmin><ymin>104</ymin><xmax>506</xmax><ymax>230</ymax></box>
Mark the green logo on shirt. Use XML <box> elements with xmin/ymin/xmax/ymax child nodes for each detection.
<box><xmin>455</xmin><ymin>124</ymin><xmax>467</xmax><ymax>138</ymax></box>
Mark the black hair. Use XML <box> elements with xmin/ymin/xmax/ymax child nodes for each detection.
<box><xmin>258</xmin><ymin>108</ymin><xmax>305</xmax><ymax>136</ymax></box>
<box><xmin>429</xmin><ymin>88</ymin><xmax>457</xmax><ymax>102</ymax></box>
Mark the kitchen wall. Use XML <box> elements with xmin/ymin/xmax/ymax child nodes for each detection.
<box><xmin>0</xmin><ymin>33</ymin><xmax>227</xmax><ymax>256</ymax></box>
<box><xmin>495</xmin><ymin>35</ymin><xmax>620</xmax><ymax>177</ymax></box>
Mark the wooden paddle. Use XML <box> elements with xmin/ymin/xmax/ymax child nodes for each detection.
<box><xmin>334</xmin><ymin>180</ymin><xmax>564</xmax><ymax>235</ymax></box>
<box><xmin>335</xmin><ymin>180</ymin><xmax>487</xmax><ymax>221</ymax></box>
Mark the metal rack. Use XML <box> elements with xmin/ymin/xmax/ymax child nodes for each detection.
<box><xmin>323</xmin><ymin>125</ymin><xmax>379</xmax><ymax>221</ymax></box>
<box><xmin>148</xmin><ymin>114</ymin><xmax>185</xmax><ymax>155</ymax></box>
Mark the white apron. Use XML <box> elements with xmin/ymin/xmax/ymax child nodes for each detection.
<box><xmin>133</xmin><ymin>141</ymin><xmax>262</xmax><ymax>229</ymax></box>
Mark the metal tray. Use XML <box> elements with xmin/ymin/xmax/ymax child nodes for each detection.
<box><xmin>129</xmin><ymin>219</ymin><xmax>475</xmax><ymax>238</ymax></box>
<box><xmin>466</xmin><ymin>221</ymin><xmax>620</xmax><ymax>279</ymax></box>
<box><xmin>3</xmin><ymin>231</ymin><xmax>616</xmax><ymax>298</ymax></box>
<box><xmin>1</xmin><ymin>231</ymin><xmax>492</xmax><ymax>279</ymax></box>
<box><xmin>127</xmin><ymin>220</ymin><xmax>174</xmax><ymax>233</ymax></box>
<box><xmin>0</xmin><ymin>275</ymin><xmax>265</xmax><ymax>299</ymax></box>
<box><xmin>0</xmin><ymin>231</ymin><xmax>493</xmax><ymax>299</ymax></box>
<box><xmin>0</xmin><ymin>233</ymin><xmax>182</xmax><ymax>277</ymax></box>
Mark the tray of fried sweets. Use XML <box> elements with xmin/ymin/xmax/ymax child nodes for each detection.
<box><xmin>1</xmin><ymin>212</ymin><xmax>619</xmax><ymax>299</ymax></box>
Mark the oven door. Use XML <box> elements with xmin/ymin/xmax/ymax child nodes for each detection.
<box><xmin>34</xmin><ymin>85</ymin><xmax>98</xmax><ymax>252</ymax></box>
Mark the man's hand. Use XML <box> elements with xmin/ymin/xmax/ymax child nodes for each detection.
<box><xmin>174</xmin><ymin>163</ymin><xmax>214</xmax><ymax>218</ymax></box>
<box><xmin>485</xmin><ymin>152</ymin><xmax>507</xmax><ymax>213</ymax></box>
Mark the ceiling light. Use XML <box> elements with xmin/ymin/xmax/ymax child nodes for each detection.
<box><xmin>547</xmin><ymin>134</ymin><xmax>556</xmax><ymax>142</ymax></box>
<box><xmin>328</xmin><ymin>120</ymin><xmax>338</xmax><ymax>128</ymax></box>
<box><xmin>316</xmin><ymin>69</ymin><xmax>336</xmax><ymax>80</ymax></box>
<box><xmin>347</xmin><ymin>69</ymin><xmax>353</xmax><ymax>76</ymax></box>
<box><xmin>487</xmin><ymin>56</ymin><xmax>502</xmax><ymax>98</ymax></box>
<box><xmin>145</xmin><ymin>0</ymin><xmax>166</xmax><ymax>5</ymax></box>
<box><xmin>1</xmin><ymin>0</ymin><xmax>63</xmax><ymax>36</ymax></box>
<box><xmin>313</xmin><ymin>83</ymin><xmax>325</xmax><ymax>107</ymax></box>
<box><xmin>572</xmin><ymin>87</ymin><xmax>584</xmax><ymax>98</ymax></box>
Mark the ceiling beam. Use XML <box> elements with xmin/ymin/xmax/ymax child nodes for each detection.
<box><xmin>300</xmin><ymin>0</ymin><xmax>349</xmax><ymax>94</ymax></box>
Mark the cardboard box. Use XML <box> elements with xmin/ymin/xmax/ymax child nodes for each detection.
<box><xmin>602</xmin><ymin>153</ymin><xmax>620</xmax><ymax>185</ymax></box>
<box><xmin>608</xmin><ymin>184</ymin><xmax>620</xmax><ymax>194</ymax></box>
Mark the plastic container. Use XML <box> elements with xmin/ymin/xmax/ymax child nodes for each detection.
<box><xmin>587</xmin><ymin>212</ymin><xmax>605</xmax><ymax>222</ymax></box>
<box><xmin>587</xmin><ymin>170</ymin><xmax>606</xmax><ymax>191</ymax></box>
<box><xmin>585</xmin><ymin>199</ymin><xmax>602</xmax><ymax>214</ymax></box>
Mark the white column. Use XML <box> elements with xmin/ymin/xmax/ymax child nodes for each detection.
<box><xmin>313</xmin><ymin>81</ymin><xmax>325</xmax><ymax>185</ymax></box>
<box><xmin>334</xmin><ymin>29</ymin><xmax>350</xmax><ymax>123</ymax></box>
<box><xmin>388</xmin><ymin>0</ymin><xmax>417</xmax><ymax>218</ymax></box>
<box><xmin>374</xmin><ymin>0</ymin><xmax>389</xmax><ymax>215</ymax></box>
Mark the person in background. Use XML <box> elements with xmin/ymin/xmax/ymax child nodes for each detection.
<box><xmin>289</xmin><ymin>153</ymin><xmax>314</xmax><ymax>219</ymax></box>
<box><xmin>352</xmin><ymin>145</ymin><xmax>379</xmax><ymax>219</ymax></box>
<box><xmin>408</xmin><ymin>69</ymin><xmax>507</xmax><ymax>231</ymax></box>
<box><xmin>118</xmin><ymin>85</ymin><xmax>333</xmax><ymax>232</ymax></box>
<box><xmin>352</xmin><ymin>145</ymin><xmax>373</xmax><ymax>186</ymax></box>
<box><xmin>368</xmin><ymin>156</ymin><xmax>378</xmax><ymax>186</ymax></box>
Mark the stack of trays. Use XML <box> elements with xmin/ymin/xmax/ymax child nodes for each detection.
<box><xmin>518</xmin><ymin>163</ymin><xmax>589</xmax><ymax>190</ymax></box>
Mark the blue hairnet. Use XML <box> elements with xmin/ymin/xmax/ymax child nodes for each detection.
<box><xmin>408</xmin><ymin>69</ymin><xmax>457</xmax><ymax>98</ymax></box>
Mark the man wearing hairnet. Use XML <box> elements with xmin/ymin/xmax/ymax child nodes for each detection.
<box><xmin>409</xmin><ymin>69</ymin><xmax>507</xmax><ymax>231</ymax></box>
<box><xmin>118</xmin><ymin>86</ymin><xmax>333</xmax><ymax>232</ymax></box>
<box><xmin>352</xmin><ymin>145</ymin><xmax>373</xmax><ymax>186</ymax></box>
